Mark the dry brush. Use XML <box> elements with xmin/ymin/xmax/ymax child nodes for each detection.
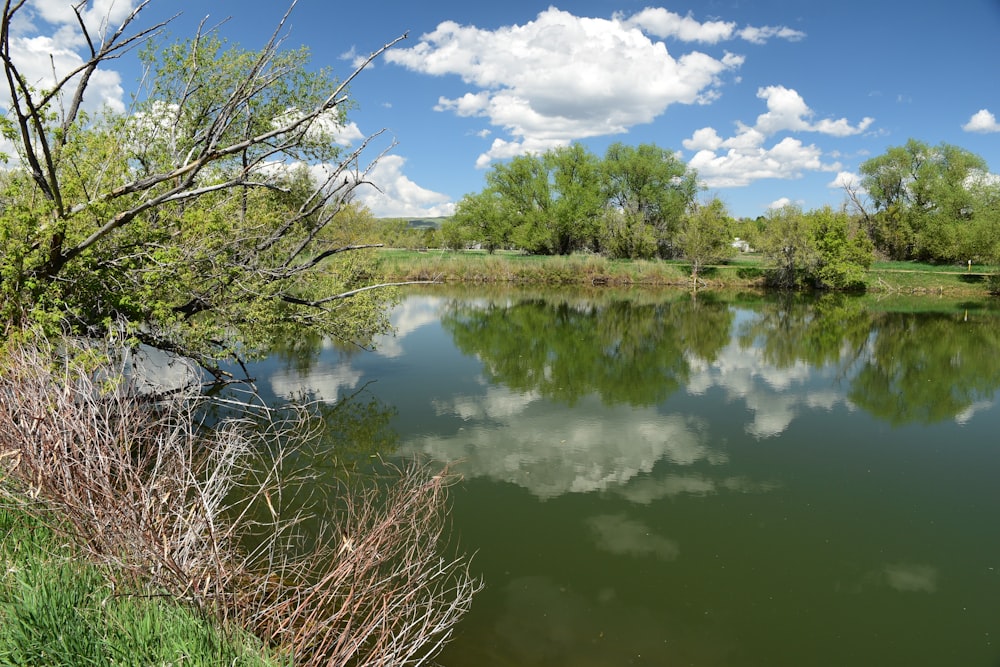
<box><xmin>0</xmin><ymin>339</ymin><xmax>479</xmax><ymax>666</ymax></box>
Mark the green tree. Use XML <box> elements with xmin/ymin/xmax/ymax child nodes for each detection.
<box><xmin>859</xmin><ymin>139</ymin><xmax>988</xmax><ymax>261</ymax></box>
<box><xmin>600</xmin><ymin>142</ymin><xmax>699</xmax><ymax>258</ymax></box>
<box><xmin>544</xmin><ymin>143</ymin><xmax>604</xmax><ymax>255</ymax></box>
<box><xmin>486</xmin><ymin>153</ymin><xmax>553</xmax><ymax>254</ymax></box>
<box><xmin>676</xmin><ymin>197</ymin><xmax>736</xmax><ymax>285</ymax></box>
<box><xmin>809</xmin><ymin>206</ymin><xmax>874</xmax><ymax>290</ymax></box>
<box><xmin>448</xmin><ymin>189</ymin><xmax>509</xmax><ymax>252</ymax></box>
<box><xmin>756</xmin><ymin>204</ymin><xmax>818</xmax><ymax>288</ymax></box>
<box><xmin>0</xmin><ymin>6</ymin><xmax>410</xmax><ymax>376</ymax></box>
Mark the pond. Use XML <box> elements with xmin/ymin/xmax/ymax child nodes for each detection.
<box><xmin>242</xmin><ymin>287</ymin><xmax>1000</xmax><ymax>667</ymax></box>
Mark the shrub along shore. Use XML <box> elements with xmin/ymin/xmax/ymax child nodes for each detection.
<box><xmin>378</xmin><ymin>249</ymin><xmax>999</xmax><ymax>298</ymax></box>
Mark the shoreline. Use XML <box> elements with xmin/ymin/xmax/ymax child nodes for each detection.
<box><xmin>376</xmin><ymin>249</ymin><xmax>997</xmax><ymax>299</ymax></box>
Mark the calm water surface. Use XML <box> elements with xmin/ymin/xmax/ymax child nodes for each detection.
<box><xmin>247</xmin><ymin>288</ymin><xmax>1000</xmax><ymax>667</ymax></box>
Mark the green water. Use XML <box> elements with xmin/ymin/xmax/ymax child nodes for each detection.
<box><xmin>248</xmin><ymin>288</ymin><xmax>1000</xmax><ymax>666</ymax></box>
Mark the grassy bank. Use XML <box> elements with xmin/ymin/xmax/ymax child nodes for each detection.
<box><xmin>0</xmin><ymin>506</ymin><xmax>274</xmax><ymax>666</ymax></box>
<box><xmin>379</xmin><ymin>249</ymin><xmax>998</xmax><ymax>297</ymax></box>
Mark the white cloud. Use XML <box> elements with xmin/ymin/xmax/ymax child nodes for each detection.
<box><xmin>683</xmin><ymin>86</ymin><xmax>871</xmax><ymax>188</ymax></box>
<box><xmin>619</xmin><ymin>8</ymin><xmax>804</xmax><ymax>45</ymax></box>
<box><xmin>738</xmin><ymin>25</ymin><xmax>806</xmax><ymax>45</ymax></box>
<box><xmin>0</xmin><ymin>1</ymin><xmax>139</xmax><ymax>115</ymax></box>
<box><xmin>688</xmin><ymin>137</ymin><xmax>830</xmax><ymax>188</ymax></box>
<box><xmin>355</xmin><ymin>154</ymin><xmax>455</xmax><ymax>218</ymax></box>
<box><xmin>754</xmin><ymin>86</ymin><xmax>873</xmax><ymax>136</ymax></box>
<box><xmin>387</xmin><ymin>7</ymin><xmax>748</xmax><ymax>167</ymax></box>
<box><xmin>768</xmin><ymin>197</ymin><xmax>795</xmax><ymax>210</ymax></box>
<box><xmin>963</xmin><ymin>108</ymin><xmax>1000</xmax><ymax>133</ymax></box>
<box><xmin>829</xmin><ymin>170</ymin><xmax>862</xmax><ymax>190</ymax></box>
<box><xmin>3</xmin><ymin>34</ymin><xmax>125</xmax><ymax>114</ymax></box>
<box><xmin>619</xmin><ymin>8</ymin><xmax>737</xmax><ymax>44</ymax></box>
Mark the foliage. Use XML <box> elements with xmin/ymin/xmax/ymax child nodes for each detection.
<box><xmin>448</xmin><ymin>142</ymin><xmax>700</xmax><ymax>258</ymax></box>
<box><xmin>0</xmin><ymin>4</ymin><xmax>406</xmax><ymax>377</ymax></box>
<box><xmin>755</xmin><ymin>204</ymin><xmax>818</xmax><ymax>288</ymax></box>
<box><xmin>756</xmin><ymin>205</ymin><xmax>872</xmax><ymax>290</ymax></box>
<box><xmin>544</xmin><ymin>144</ymin><xmax>604</xmax><ymax>255</ymax></box>
<box><xmin>676</xmin><ymin>197</ymin><xmax>736</xmax><ymax>282</ymax></box>
<box><xmin>809</xmin><ymin>206</ymin><xmax>874</xmax><ymax>289</ymax></box>
<box><xmin>857</xmin><ymin>139</ymin><xmax>998</xmax><ymax>263</ymax></box>
<box><xmin>601</xmin><ymin>142</ymin><xmax>699</xmax><ymax>258</ymax></box>
<box><xmin>448</xmin><ymin>189</ymin><xmax>510</xmax><ymax>252</ymax></box>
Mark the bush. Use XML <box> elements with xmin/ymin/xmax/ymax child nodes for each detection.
<box><xmin>0</xmin><ymin>339</ymin><xmax>480</xmax><ymax>667</ymax></box>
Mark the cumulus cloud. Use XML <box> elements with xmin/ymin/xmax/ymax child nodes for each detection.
<box><xmin>1</xmin><ymin>0</ymin><xmax>135</xmax><ymax>115</ymax></box>
<box><xmin>682</xmin><ymin>86</ymin><xmax>873</xmax><ymax>188</ymax></box>
<box><xmin>619</xmin><ymin>8</ymin><xmax>804</xmax><ymax>45</ymax></box>
<box><xmin>387</xmin><ymin>7</ymin><xmax>758</xmax><ymax>167</ymax></box>
<box><xmin>963</xmin><ymin>109</ymin><xmax>1000</xmax><ymax>133</ymax></box>
<box><xmin>829</xmin><ymin>170</ymin><xmax>862</xmax><ymax>190</ymax></box>
<box><xmin>753</xmin><ymin>86</ymin><xmax>874</xmax><ymax>137</ymax></box>
<box><xmin>354</xmin><ymin>155</ymin><xmax>455</xmax><ymax>218</ymax></box>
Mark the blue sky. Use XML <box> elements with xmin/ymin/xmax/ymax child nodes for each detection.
<box><xmin>8</xmin><ymin>0</ymin><xmax>1000</xmax><ymax>219</ymax></box>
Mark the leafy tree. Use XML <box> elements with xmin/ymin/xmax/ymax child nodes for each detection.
<box><xmin>448</xmin><ymin>189</ymin><xmax>510</xmax><ymax>253</ymax></box>
<box><xmin>859</xmin><ymin>139</ymin><xmax>988</xmax><ymax>261</ymax></box>
<box><xmin>756</xmin><ymin>204</ymin><xmax>818</xmax><ymax>288</ymax></box>
<box><xmin>756</xmin><ymin>205</ymin><xmax>873</xmax><ymax>290</ymax></box>
<box><xmin>544</xmin><ymin>143</ymin><xmax>603</xmax><ymax>255</ymax></box>
<box><xmin>676</xmin><ymin>197</ymin><xmax>736</xmax><ymax>285</ymax></box>
<box><xmin>485</xmin><ymin>153</ymin><xmax>552</xmax><ymax>254</ymax></box>
<box><xmin>0</xmin><ymin>4</ymin><xmax>411</xmax><ymax>377</ymax></box>
<box><xmin>600</xmin><ymin>142</ymin><xmax>699</xmax><ymax>258</ymax></box>
<box><xmin>599</xmin><ymin>208</ymin><xmax>658</xmax><ymax>259</ymax></box>
<box><xmin>809</xmin><ymin>206</ymin><xmax>874</xmax><ymax>290</ymax></box>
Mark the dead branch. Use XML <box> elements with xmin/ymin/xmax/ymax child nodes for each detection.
<box><xmin>0</xmin><ymin>339</ymin><xmax>480</xmax><ymax>665</ymax></box>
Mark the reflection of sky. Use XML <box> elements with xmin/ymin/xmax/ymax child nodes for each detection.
<box><xmin>955</xmin><ymin>400</ymin><xmax>995</xmax><ymax>425</ymax></box>
<box><xmin>266</xmin><ymin>296</ymin><xmax>448</xmax><ymax>402</ymax></box>
<box><xmin>268</xmin><ymin>356</ymin><xmax>363</xmax><ymax>403</ymax></box>
<box><xmin>371</xmin><ymin>295</ymin><xmax>445</xmax><ymax>358</ymax></box>
<box><xmin>618</xmin><ymin>474</ymin><xmax>778</xmax><ymax>504</ymax></box>
<box><xmin>685</xmin><ymin>328</ymin><xmax>856</xmax><ymax>439</ymax></box>
<box><xmin>402</xmin><ymin>386</ymin><xmax>723</xmax><ymax>499</ymax></box>
<box><xmin>883</xmin><ymin>563</ymin><xmax>938</xmax><ymax>593</ymax></box>
<box><xmin>587</xmin><ymin>513</ymin><xmax>680</xmax><ymax>560</ymax></box>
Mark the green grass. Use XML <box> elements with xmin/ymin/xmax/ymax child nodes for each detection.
<box><xmin>379</xmin><ymin>249</ymin><xmax>998</xmax><ymax>297</ymax></box>
<box><xmin>379</xmin><ymin>249</ymin><xmax>755</xmax><ymax>287</ymax></box>
<box><xmin>0</xmin><ymin>507</ymin><xmax>278</xmax><ymax>667</ymax></box>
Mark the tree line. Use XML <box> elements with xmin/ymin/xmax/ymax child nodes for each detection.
<box><xmin>437</xmin><ymin>139</ymin><xmax>1000</xmax><ymax>290</ymax></box>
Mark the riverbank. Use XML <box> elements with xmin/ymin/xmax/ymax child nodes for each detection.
<box><xmin>377</xmin><ymin>249</ymin><xmax>998</xmax><ymax>298</ymax></box>
<box><xmin>0</xmin><ymin>506</ymin><xmax>275</xmax><ymax>665</ymax></box>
